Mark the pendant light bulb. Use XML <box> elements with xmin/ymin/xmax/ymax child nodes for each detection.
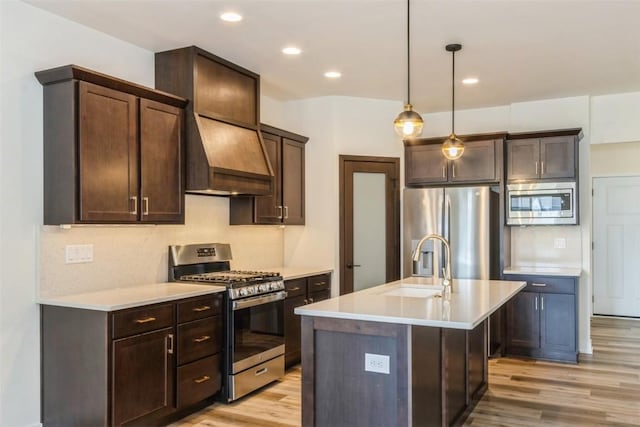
<box><xmin>394</xmin><ymin>0</ymin><xmax>423</xmax><ymax>138</ymax></box>
<box><xmin>394</xmin><ymin>104</ymin><xmax>424</xmax><ymax>138</ymax></box>
<box><xmin>442</xmin><ymin>133</ymin><xmax>465</xmax><ymax>160</ymax></box>
<box><xmin>442</xmin><ymin>43</ymin><xmax>464</xmax><ymax>160</ymax></box>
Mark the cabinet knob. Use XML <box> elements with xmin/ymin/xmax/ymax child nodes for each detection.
<box><xmin>142</xmin><ymin>197</ymin><xmax>149</xmax><ymax>216</ymax></box>
<box><xmin>194</xmin><ymin>375</ymin><xmax>211</xmax><ymax>384</ymax></box>
<box><xmin>130</xmin><ymin>196</ymin><xmax>138</xmax><ymax>215</ymax></box>
<box><xmin>193</xmin><ymin>335</ymin><xmax>211</xmax><ymax>343</ymax></box>
<box><xmin>192</xmin><ymin>305</ymin><xmax>211</xmax><ymax>312</ymax></box>
<box><xmin>277</xmin><ymin>206</ymin><xmax>283</xmax><ymax>219</ymax></box>
<box><xmin>134</xmin><ymin>316</ymin><xmax>156</xmax><ymax>324</ymax></box>
<box><xmin>284</xmin><ymin>206</ymin><xmax>289</xmax><ymax>219</ymax></box>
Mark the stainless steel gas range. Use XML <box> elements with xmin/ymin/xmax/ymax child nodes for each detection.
<box><xmin>169</xmin><ymin>243</ymin><xmax>285</xmax><ymax>402</ymax></box>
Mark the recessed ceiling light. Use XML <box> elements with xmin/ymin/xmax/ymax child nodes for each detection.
<box><xmin>220</xmin><ymin>11</ymin><xmax>242</xmax><ymax>22</ymax></box>
<box><xmin>462</xmin><ymin>77</ymin><xmax>479</xmax><ymax>85</ymax></box>
<box><xmin>324</xmin><ymin>71</ymin><xmax>341</xmax><ymax>79</ymax></box>
<box><xmin>282</xmin><ymin>46</ymin><xmax>302</xmax><ymax>55</ymax></box>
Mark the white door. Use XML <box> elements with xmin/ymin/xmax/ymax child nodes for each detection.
<box><xmin>593</xmin><ymin>176</ymin><xmax>640</xmax><ymax>317</ymax></box>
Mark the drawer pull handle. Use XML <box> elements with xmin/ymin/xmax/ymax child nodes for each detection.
<box><xmin>192</xmin><ymin>305</ymin><xmax>211</xmax><ymax>312</ymax></box>
<box><xmin>194</xmin><ymin>375</ymin><xmax>210</xmax><ymax>384</ymax></box>
<box><xmin>255</xmin><ymin>367</ymin><xmax>268</xmax><ymax>376</ymax></box>
<box><xmin>167</xmin><ymin>334</ymin><xmax>174</xmax><ymax>354</ymax></box>
<box><xmin>531</xmin><ymin>283</ymin><xmax>547</xmax><ymax>287</ymax></box>
<box><xmin>314</xmin><ymin>282</ymin><xmax>326</xmax><ymax>287</ymax></box>
<box><xmin>194</xmin><ymin>335</ymin><xmax>211</xmax><ymax>343</ymax></box>
<box><xmin>135</xmin><ymin>316</ymin><xmax>156</xmax><ymax>324</ymax></box>
<box><xmin>289</xmin><ymin>287</ymin><xmax>301</xmax><ymax>292</ymax></box>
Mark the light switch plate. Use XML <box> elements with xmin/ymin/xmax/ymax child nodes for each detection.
<box><xmin>365</xmin><ymin>353</ymin><xmax>390</xmax><ymax>374</ymax></box>
<box><xmin>65</xmin><ymin>244</ymin><xmax>94</xmax><ymax>264</ymax></box>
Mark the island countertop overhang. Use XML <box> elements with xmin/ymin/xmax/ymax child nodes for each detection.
<box><xmin>295</xmin><ymin>277</ymin><xmax>526</xmax><ymax>330</ymax></box>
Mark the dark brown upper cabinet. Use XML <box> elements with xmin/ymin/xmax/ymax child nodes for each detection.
<box><xmin>404</xmin><ymin>133</ymin><xmax>506</xmax><ymax>186</ymax></box>
<box><xmin>506</xmin><ymin>129</ymin><xmax>582</xmax><ymax>182</ymax></box>
<box><xmin>35</xmin><ymin>65</ymin><xmax>187</xmax><ymax>225</ymax></box>
<box><xmin>155</xmin><ymin>46</ymin><xmax>274</xmax><ymax>196</ymax></box>
<box><xmin>230</xmin><ymin>124</ymin><xmax>308</xmax><ymax>225</ymax></box>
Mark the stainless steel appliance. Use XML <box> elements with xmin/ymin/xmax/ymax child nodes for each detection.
<box><xmin>169</xmin><ymin>243</ymin><xmax>285</xmax><ymax>402</ymax></box>
<box><xmin>403</xmin><ymin>187</ymin><xmax>499</xmax><ymax>280</ymax></box>
<box><xmin>506</xmin><ymin>182</ymin><xmax>577</xmax><ymax>225</ymax></box>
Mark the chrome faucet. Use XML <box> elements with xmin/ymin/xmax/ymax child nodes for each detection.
<box><xmin>412</xmin><ymin>234</ymin><xmax>453</xmax><ymax>292</ymax></box>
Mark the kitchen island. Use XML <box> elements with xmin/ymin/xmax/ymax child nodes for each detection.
<box><xmin>295</xmin><ymin>277</ymin><xmax>526</xmax><ymax>427</ymax></box>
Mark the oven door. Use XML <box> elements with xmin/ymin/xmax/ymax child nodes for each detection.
<box><xmin>230</xmin><ymin>290</ymin><xmax>286</xmax><ymax>374</ymax></box>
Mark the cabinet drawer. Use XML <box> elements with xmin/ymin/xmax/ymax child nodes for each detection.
<box><xmin>112</xmin><ymin>303</ymin><xmax>174</xmax><ymax>339</ymax></box>
<box><xmin>307</xmin><ymin>274</ymin><xmax>331</xmax><ymax>292</ymax></box>
<box><xmin>285</xmin><ymin>278</ymin><xmax>307</xmax><ymax>298</ymax></box>
<box><xmin>177</xmin><ymin>354</ymin><xmax>221</xmax><ymax>408</ymax></box>
<box><xmin>505</xmin><ymin>275</ymin><xmax>576</xmax><ymax>294</ymax></box>
<box><xmin>178</xmin><ymin>294</ymin><xmax>223</xmax><ymax>323</ymax></box>
<box><xmin>177</xmin><ymin>316</ymin><xmax>222</xmax><ymax>365</ymax></box>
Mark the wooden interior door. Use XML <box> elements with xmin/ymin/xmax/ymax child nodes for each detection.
<box><xmin>339</xmin><ymin>155</ymin><xmax>400</xmax><ymax>295</ymax></box>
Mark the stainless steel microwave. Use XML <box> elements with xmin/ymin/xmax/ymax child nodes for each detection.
<box><xmin>506</xmin><ymin>182</ymin><xmax>577</xmax><ymax>225</ymax></box>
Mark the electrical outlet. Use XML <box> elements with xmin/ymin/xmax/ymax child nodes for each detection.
<box><xmin>364</xmin><ymin>353</ymin><xmax>390</xmax><ymax>374</ymax></box>
<box><xmin>65</xmin><ymin>244</ymin><xmax>94</xmax><ymax>264</ymax></box>
<box><xmin>554</xmin><ymin>238</ymin><xmax>567</xmax><ymax>249</ymax></box>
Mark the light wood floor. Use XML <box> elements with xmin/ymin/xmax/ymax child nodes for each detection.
<box><xmin>173</xmin><ymin>317</ymin><xmax>640</xmax><ymax>426</ymax></box>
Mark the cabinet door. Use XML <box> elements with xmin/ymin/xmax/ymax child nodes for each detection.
<box><xmin>284</xmin><ymin>294</ymin><xmax>307</xmax><ymax>367</ymax></box>
<box><xmin>140</xmin><ymin>98</ymin><xmax>184</xmax><ymax>223</ymax></box>
<box><xmin>78</xmin><ymin>81</ymin><xmax>138</xmax><ymax>222</ymax></box>
<box><xmin>282</xmin><ymin>138</ymin><xmax>305</xmax><ymax>225</ymax></box>
<box><xmin>254</xmin><ymin>132</ymin><xmax>282</xmax><ymax>224</ymax></box>
<box><xmin>450</xmin><ymin>139</ymin><xmax>496</xmax><ymax>183</ymax></box>
<box><xmin>540</xmin><ymin>293</ymin><xmax>576</xmax><ymax>353</ymax></box>
<box><xmin>507</xmin><ymin>139</ymin><xmax>540</xmax><ymax>181</ymax></box>
<box><xmin>112</xmin><ymin>327</ymin><xmax>174</xmax><ymax>425</ymax></box>
<box><xmin>540</xmin><ymin>136</ymin><xmax>575</xmax><ymax>179</ymax></box>
<box><xmin>506</xmin><ymin>291</ymin><xmax>539</xmax><ymax>349</ymax></box>
<box><xmin>405</xmin><ymin>144</ymin><xmax>448</xmax><ymax>185</ymax></box>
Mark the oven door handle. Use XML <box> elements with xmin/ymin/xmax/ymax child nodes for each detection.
<box><xmin>232</xmin><ymin>291</ymin><xmax>287</xmax><ymax>311</ymax></box>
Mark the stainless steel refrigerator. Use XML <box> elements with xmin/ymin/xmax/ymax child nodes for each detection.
<box><xmin>403</xmin><ymin>186</ymin><xmax>500</xmax><ymax>280</ymax></box>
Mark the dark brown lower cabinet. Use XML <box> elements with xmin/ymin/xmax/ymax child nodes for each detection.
<box><xmin>283</xmin><ymin>273</ymin><xmax>331</xmax><ymax>368</ymax></box>
<box><xmin>504</xmin><ymin>274</ymin><xmax>578</xmax><ymax>363</ymax></box>
<box><xmin>41</xmin><ymin>293</ymin><xmax>223</xmax><ymax>426</ymax></box>
<box><xmin>113</xmin><ymin>328</ymin><xmax>175</xmax><ymax>425</ymax></box>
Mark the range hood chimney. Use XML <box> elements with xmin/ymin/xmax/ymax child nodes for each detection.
<box><xmin>155</xmin><ymin>46</ymin><xmax>273</xmax><ymax>196</ymax></box>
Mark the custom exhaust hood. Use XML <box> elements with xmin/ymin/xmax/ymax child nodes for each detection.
<box><xmin>155</xmin><ymin>46</ymin><xmax>273</xmax><ymax>196</ymax></box>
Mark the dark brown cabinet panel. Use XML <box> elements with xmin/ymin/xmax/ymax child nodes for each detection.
<box><xmin>283</xmin><ymin>273</ymin><xmax>332</xmax><ymax>368</ymax></box>
<box><xmin>405</xmin><ymin>135</ymin><xmax>504</xmax><ymax>186</ymax></box>
<box><xmin>112</xmin><ymin>328</ymin><xmax>174</xmax><ymax>425</ymax></box>
<box><xmin>505</xmin><ymin>291</ymin><xmax>539</xmax><ymax>349</ymax></box>
<box><xmin>36</xmin><ymin>65</ymin><xmax>187</xmax><ymax>225</ymax></box>
<box><xmin>79</xmin><ymin>82</ymin><xmax>138</xmax><ymax>222</ymax></box>
<box><xmin>140</xmin><ymin>99</ymin><xmax>184</xmax><ymax>223</ymax></box>
<box><xmin>230</xmin><ymin>124</ymin><xmax>308</xmax><ymax>225</ymax></box>
<box><xmin>506</xmin><ymin>129</ymin><xmax>581</xmax><ymax>182</ymax></box>
<box><xmin>504</xmin><ymin>274</ymin><xmax>578</xmax><ymax>363</ymax></box>
<box><xmin>41</xmin><ymin>292</ymin><xmax>223</xmax><ymax>426</ymax></box>
<box><xmin>405</xmin><ymin>143</ymin><xmax>448</xmax><ymax>185</ymax></box>
<box><xmin>451</xmin><ymin>139</ymin><xmax>497</xmax><ymax>183</ymax></box>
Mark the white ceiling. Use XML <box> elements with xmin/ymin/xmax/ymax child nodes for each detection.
<box><xmin>24</xmin><ymin>0</ymin><xmax>640</xmax><ymax>114</ymax></box>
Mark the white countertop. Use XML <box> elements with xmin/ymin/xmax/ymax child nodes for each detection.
<box><xmin>503</xmin><ymin>266</ymin><xmax>581</xmax><ymax>277</ymax></box>
<box><xmin>295</xmin><ymin>277</ymin><xmax>525</xmax><ymax>330</ymax></box>
<box><xmin>261</xmin><ymin>267</ymin><xmax>333</xmax><ymax>281</ymax></box>
<box><xmin>38</xmin><ymin>283</ymin><xmax>226</xmax><ymax>311</ymax></box>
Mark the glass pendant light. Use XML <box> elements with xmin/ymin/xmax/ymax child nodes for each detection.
<box><xmin>442</xmin><ymin>43</ymin><xmax>465</xmax><ymax>160</ymax></box>
<box><xmin>394</xmin><ymin>0</ymin><xmax>423</xmax><ymax>138</ymax></box>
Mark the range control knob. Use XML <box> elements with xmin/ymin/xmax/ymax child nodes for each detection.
<box><xmin>239</xmin><ymin>288</ymin><xmax>248</xmax><ymax>297</ymax></box>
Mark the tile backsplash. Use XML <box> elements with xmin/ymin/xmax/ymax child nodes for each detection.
<box><xmin>510</xmin><ymin>225</ymin><xmax>582</xmax><ymax>268</ymax></box>
<box><xmin>39</xmin><ymin>195</ymin><xmax>284</xmax><ymax>298</ymax></box>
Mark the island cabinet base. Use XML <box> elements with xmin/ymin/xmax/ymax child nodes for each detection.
<box><xmin>301</xmin><ymin>317</ymin><xmax>488</xmax><ymax>427</ymax></box>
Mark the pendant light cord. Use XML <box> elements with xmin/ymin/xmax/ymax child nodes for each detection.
<box><xmin>406</xmin><ymin>0</ymin><xmax>411</xmax><ymax>105</ymax></box>
<box><xmin>451</xmin><ymin>49</ymin><xmax>455</xmax><ymax>133</ymax></box>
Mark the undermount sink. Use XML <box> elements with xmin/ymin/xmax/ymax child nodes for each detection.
<box><xmin>379</xmin><ymin>285</ymin><xmax>442</xmax><ymax>299</ymax></box>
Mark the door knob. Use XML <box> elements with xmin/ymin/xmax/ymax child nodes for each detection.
<box><xmin>346</xmin><ymin>263</ymin><xmax>362</xmax><ymax>268</ymax></box>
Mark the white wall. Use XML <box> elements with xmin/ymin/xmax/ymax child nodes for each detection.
<box><xmin>591</xmin><ymin>92</ymin><xmax>640</xmax><ymax>144</ymax></box>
